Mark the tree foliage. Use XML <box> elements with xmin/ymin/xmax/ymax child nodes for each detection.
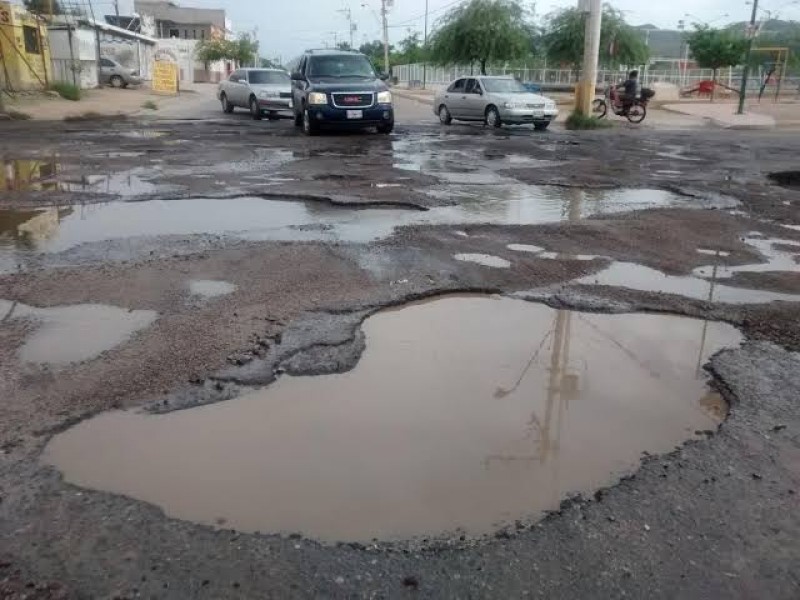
<box><xmin>687</xmin><ymin>27</ymin><xmax>748</xmax><ymax>73</ymax></box>
<box><xmin>23</xmin><ymin>0</ymin><xmax>64</xmax><ymax>15</ymax></box>
<box><xmin>543</xmin><ymin>6</ymin><xmax>649</xmax><ymax>74</ymax></box>
<box><xmin>429</xmin><ymin>0</ymin><xmax>530</xmax><ymax>75</ymax></box>
<box><xmin>195</xmin><ymin>35</ymin><xmax>258</xmax><ymax>67</ymax></box>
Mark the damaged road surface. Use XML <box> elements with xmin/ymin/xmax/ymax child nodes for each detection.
<box><xmin>1</xmin><ymin>119</ymin><xmax>799</xmax><ymax>599</ymax></box>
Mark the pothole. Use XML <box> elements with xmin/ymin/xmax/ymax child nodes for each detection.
<box><xmin>454</xmin><ymin>253</ymin><xmax>511</xmax><ymax>268</ymax></box>
<box><xmin>1</xmin><ymin>299</ymin><xmax>156</xmax><ymax>367</ymax></box>
<box><xmin>43</xmin><ymin>296</ymin><xmax>741</xmax><ymax>543</ymax></box>
<box><xmin>188</xmin><ymin>280</ymin><xmax>237</xmax><ymax>299</ymax></box>
<box><xmin>768</xmin><ymin>170</ymin><xmax>800</xmax><ymax>189</ymax></box>
<box><xmin>0</xmin><ymin>187</ymin><xmax>728</xmax><ymax>262</ymax></box>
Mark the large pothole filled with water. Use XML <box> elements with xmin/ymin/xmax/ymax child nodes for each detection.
<box><xmin>43</xmin><ymin>296</ymin><xmax>742</xmax><ymax>543</ymax></box>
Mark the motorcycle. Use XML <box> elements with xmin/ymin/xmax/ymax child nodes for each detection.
<box><xmin>592</xmin><ymin>84</ymin><xmax>655</xmax><ymax>124</ymax></box>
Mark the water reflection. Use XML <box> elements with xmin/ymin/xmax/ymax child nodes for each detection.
<box><xmin>44</xmin><ymin>297</ymin><xmax>742</xmax><ymax>542</ymax></box>
<box><xmin>2</xmin><ymin>159</ymin><xmax>60</xmax><ymax>192</ymax></box>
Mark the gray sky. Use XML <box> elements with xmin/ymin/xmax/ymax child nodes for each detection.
<box><xmin>118</xmin><ymin>0</ymin><xmax>800</xmax><ymax>61</ymax></box>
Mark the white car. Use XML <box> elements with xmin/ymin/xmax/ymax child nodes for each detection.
<box><xmin>217</xmin><ymin>68</ymin><xmax>293</xmax><ymax>120</ymax></box>
<box><xmin>434</xmin><ymin>76</ymin><xmax>558</xmax><ymax>130</ymax></box>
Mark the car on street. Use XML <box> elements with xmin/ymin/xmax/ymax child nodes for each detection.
<box><xmin>99</xmin><ymin>57</ymin><xmax>142</xmax><ymax>88</ymax></box>
<box><xmin>434</xmin><ymin>76</ymin><xmax>558</xmax><ymax>130</ymax></box>
<box><xmin>288</xmin><ymin>49</ymin><xmax>394</xmax><ymax>135</ymax></box>
<box><xmin>217</xmin><ymin>68</ymin><xmax>293</xmax><ymax>120</ymax></box>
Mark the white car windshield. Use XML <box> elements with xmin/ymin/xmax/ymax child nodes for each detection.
<box><xmin>482</xmin><ymin>79</ymin><xmax>527</xmax><ymax>93</ymax></box>
<box><xmin>308</xmin><ymin>56</ymin><xmax>375</xmax><ymax>79</ymax></box>
<box><xmin>248</xmin><ymin>71</ymin><xmax>290</xmax><ymax>85</ymax></box>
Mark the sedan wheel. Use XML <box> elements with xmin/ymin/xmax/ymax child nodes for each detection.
<box><xmin>109</xmin><ymin>75</ymin><xmax>124</xmax><ymax>89</ymax></box>
<box><xmin>220</xmin><ymin>93</ymin><xmax>234</xmax><ymax>114</ymax></box>
<box><xmin>486</xmin><ymin>106</ymin><xmax>502</xmax><ymax>128</ymax></box>
<box><xmin>438</xmin><ymin>105</ymin><xmax>452</xmax><ymax>125</ymax></box>
<box><xmin>250</xmin><ymin>97</ymin><xmax>262</xmax><ymax>120</ymax></box>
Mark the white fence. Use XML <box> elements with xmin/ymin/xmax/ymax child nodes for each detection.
<box><xmin>393</xmin><ymin>63</ymin><xmax>789</xmax><ymax>93</ymax></box>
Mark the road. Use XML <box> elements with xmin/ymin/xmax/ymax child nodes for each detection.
<box><xmin>1</xmin><ymin>89</ymin><xmax>799</xmax><ymax>599</ymax></box>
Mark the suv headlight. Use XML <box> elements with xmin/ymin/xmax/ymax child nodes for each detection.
<box><xmin>377</xmin><ymin>90</ymin><xmax>392</xmax><ymax>104</ymax></box>
<box><xmin>307</xmin><ymin>92</ymin><xmax>327</xmax><ymax>105</ymax></box>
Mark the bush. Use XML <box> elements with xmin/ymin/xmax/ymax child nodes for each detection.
<box><xmin>565</xmin><ymin>112</ymin><xmax>612</xmax><ymax>130</ymax></box>
<box><xmin>141</xmin><ymin>100</ymin><xmax>159</xmax><ymax>110</ymax></box>
<box><xmin>8</xmin><ymin>110</ymin><xmax>32</xmax><ymax>120</ymax></box>
<box><xmin>50</xmin><ymin>82</ymin><xmax>82</xmax><ymax>101</ymax></box>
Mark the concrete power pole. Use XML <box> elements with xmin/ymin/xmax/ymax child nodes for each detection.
<box><xmin>422</xmin><ymin>0</ymin><xmax>429</xmax><ymax>89</ymax></box>
<box><xmin>737</xmin><ymin>0</ymin><xmax>759</xmax><ymax>115</ymax></box>
<box><xmin>338</xmin><ymin>7</ymin><xmax>355</xmax><ymax>48</ymax></box>
<box><xmin>381</xmin><ymin>0</ymin><xmax>390</xmax><ymax>74</ymax></box>
<box><xmin>575</xmin><ymin>0</ymin><xmax>602</xmax><ymax>116</ymax></box>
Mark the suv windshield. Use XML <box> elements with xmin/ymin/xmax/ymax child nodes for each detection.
<box><xmin>308</xmin><ymin>55</ymin><xmax>375</xmax><ymax>79</ymax></box>
<box><xmin>483</xmin><ymin>78</ymin><xmax>527</xmax><ymax>93</ymax></box>
<box><xmin>248</xmin><ymin>70</ymin><xmax>290</xmax><ymax>84</ymax></box>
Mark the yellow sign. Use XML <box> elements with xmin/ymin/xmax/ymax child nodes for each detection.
<box><xmin>152</xmin><ymin>61</ymin><xmax>178</xmax><ymax>95</ymax></box>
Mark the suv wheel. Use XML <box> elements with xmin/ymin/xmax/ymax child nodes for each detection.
<box><xmin>377</xmin><ymin>122</ymin><xmax>394</xmax><ymax>134</ymax></box>
<box><xmin>109</xmin><ymin>75</ymin><xmax>124</xmax><ymax>88</ymax></box>
<box><xmin>249</xmin><ymin>96</ymin><xmax>263</xmax><ymax>120</ymax></box>
<box><xmin>302</xmin><ymin>109</ymin><xmax>319</xmax><ymax>136</ymax></box>
<box><xmin>294</xmin><ymin>109</ymin><xmax>303</xmax><ymax>127</ymax></box>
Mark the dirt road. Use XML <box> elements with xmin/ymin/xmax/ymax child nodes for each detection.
<box><xmin>0</xmin><ymin>107</ymin><xmax>799</xmax><ymax>599</ymax></box>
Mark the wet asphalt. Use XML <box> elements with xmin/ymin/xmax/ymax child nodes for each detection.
<box><xmin>0</xmin><ymin>105</ymin><xmax>799</xmax><ymax>598</ymax></box>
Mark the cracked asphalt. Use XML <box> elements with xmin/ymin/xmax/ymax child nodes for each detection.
<box><xmin>1</xmin><ymin>102</ymin><xmax>799</xmax><ymax>599</ymax></box>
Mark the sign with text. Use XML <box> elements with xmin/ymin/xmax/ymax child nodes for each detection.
<box><xmin>152</xmin><ymin>60</ymin><xmax>178</xmax><ymax>95</ymax></box>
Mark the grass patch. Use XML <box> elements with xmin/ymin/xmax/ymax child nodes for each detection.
<box><xmin>565</xmin><ymin>112</ymin><xmax>612</xmax><ymax>130</ymax></box>
<box><xmin>141</xmin><ymin>100</ymin><xmax>159</xmax><ymax>111</ymax></box>
<box><xmin>7</xmin><ymin>110</ymin><xmax>32</xmax><ymax>120</ymax></box>
<box><xmin>49</xmin><ymin>82</ymin><xmax>82</xmax><ymax>101</ymax></box>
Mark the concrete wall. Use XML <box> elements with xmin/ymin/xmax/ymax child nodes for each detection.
<box><xmin>48</xmin><ymin>28</ymin><xmax>98</xmax><ymax>88</ymax></box>
<box><xmin>0</xmin><ymin>1</ymin><xmax>52</xmax><ymax>91</ymax></box>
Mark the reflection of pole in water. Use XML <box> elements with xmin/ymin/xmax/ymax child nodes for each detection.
<box><xmin>566</xmin><ymin>187</ymin><xmax>584</xmax><ymax>223</ymax></box>
<box><xmin>695</xmin><ymin>251</ymin><xmax>721</xmax><ymax>377</ymax></box>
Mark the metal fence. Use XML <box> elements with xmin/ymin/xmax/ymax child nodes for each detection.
<box><xmin>394</xmin><ymin>63</ymin><xmax>796</xmax><ymax>94</ymax></box>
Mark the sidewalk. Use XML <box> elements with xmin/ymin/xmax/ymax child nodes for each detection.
<box><xmin>662</xmin><ymin>102</ymin><xmax>777</xmax><ymax>130</ymax></box>
<box><xmin>4</xmin><ymin>86</ymin><xmax>193</xmax><ymax>121</ymax></box>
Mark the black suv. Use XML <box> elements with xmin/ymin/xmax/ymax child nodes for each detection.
<box><xmin>290</xmin><ymin>49</ymin><xmax>394</xmax><ymax>135</ymax></box>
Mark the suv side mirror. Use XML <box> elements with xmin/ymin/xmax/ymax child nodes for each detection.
<box><xmin>379</xmin><ymin>72</ymin><xmax>389</xmax><ymax>81</ymax></box>
<box><xmin>291</xmin><ymin>71</ymin><xmax>304</xmax><ymax>81</ymax></box>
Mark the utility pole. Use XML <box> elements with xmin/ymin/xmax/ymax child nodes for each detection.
<box><xmin>738</xmin><ymin>0</ymin><xmax>759</xmax><ymax>115</ymax></box>
<box><xmin>381</xmin><ymin>0</ymin><xmax>389</xmax><ymax>74</ymax></box>
<box><xmin>337</xmin><ymin>7</ymin><xmax>356</xmax><ymax>49</ymax></box>
<box><xmin>575</xmin><ymin>0</ymin><xmax>602</xmax><ymax>116</ymax></box>
<box><xmin>422</xmin><ymin>0</ymin><xmax>429</xmax><ymax>89</ymax></box>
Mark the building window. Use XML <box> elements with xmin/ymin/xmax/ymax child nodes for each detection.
<box><xmin>201</xmin><ymin>30</ymin><xmax>205</xmax><ymax>40</ymax></box>
<box><xmin>23</xmin><ymin>26</ymin><xmax>40</xmax><ymax>54</ymax></box>
<box><xmin>169</xmin><ymin>28</ymin><xmax>179</xmax><ymax>38</ymax></box>
<box><xmin>184</xmin><ymin>29</ymin><xmax>188</xmax><ymax>39</ymax></box>
<box><xmin>192</xmin><ymin>29</ymin><xmax>197</xmax><ymax>39</ymax></box>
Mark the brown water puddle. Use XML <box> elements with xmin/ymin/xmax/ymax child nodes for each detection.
<box><xmin>1</xmin><ymin>299</ymin><xmax>156</xmax><ymax>367</ymax></box>
<box><xmin>43</xmin><ymin>296</ymin><xmax>741</xmax><ymax>542</ymax></box>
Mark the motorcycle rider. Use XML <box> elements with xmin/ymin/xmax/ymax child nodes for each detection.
<box><xmin>619</xmin><ymin>70</ymin><xmax>639</xmax><ymax>115</ymax></box>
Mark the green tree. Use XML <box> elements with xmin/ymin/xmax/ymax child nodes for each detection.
<box><xmin>359</xmin><ymin>40</ymin><xmax>392</xmax><ymax>68</ymax></box>
<box><xmin>23</xmin><ymin>0</ymin><xmax>63</xmax><ymax>15</ymax></box>
<box><xmin>396</xmin><ymin>31</ymin><xmax>427</xmax><ymax>64</ymax></box>
<box><xmin>543</xmin><ymin>6</ymin><xmax>649</xmax><ymax>77</ymax></box>
<box><xmin>195</xmin><ymin>35</ymin><xmax>257</xmax><ymax>67</ymax></box>
<box><xmin>687</xmin><ymin>26</ymin><xmax>748</xmax><ymax>100</ymax></box>
<box><xmin>429</xmin><ymin>0</ymin><xmax>530</xmax><ymax>75</ymax></box>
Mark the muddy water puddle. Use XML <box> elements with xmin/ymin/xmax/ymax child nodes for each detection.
<box><xmin>188</xmin><ymin>279</ymin><xmax>237</xmax><ymax>299</ymax></box>
<box><xmin>0</xmin><ymin>188</ymin><xmax>714</xmax><ymax>262</ymax></box>
<box><xmin>44</xmin><ymin>296</ymin><xmax>741</xmax><ymax>542</ymax></box>
<box><xmin>1</xmin><ymin>299</ymin><xmax>156</xmax><ymax>367</ymax></box>
<box><xmin>574</xmin><ymin>236</ymin><xmax>800</xmax><ymax>304</ymax></box>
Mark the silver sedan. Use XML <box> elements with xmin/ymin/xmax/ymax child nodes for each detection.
<box><xmin>434</xmin><ymin>76</ymin><xmax>558</xmax><ymax>130</ymax></box>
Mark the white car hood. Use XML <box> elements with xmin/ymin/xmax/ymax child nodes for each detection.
<box><xmin>491</xmin><ymin>92</ymin><xmax>552</xmax><ymax>105</ymax></box>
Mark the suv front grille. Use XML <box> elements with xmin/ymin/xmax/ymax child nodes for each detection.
<box><xmin>331</xmin><ymin>92</ymin><xmax>374</xmax><ymax>108</ymax></box>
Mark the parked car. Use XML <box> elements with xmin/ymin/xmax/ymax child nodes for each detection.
<box><xmin>434</xmin><ymin>76</ymin><xmax>558</xmax><ymax>130</ymax></box>
<box><xmin>99</xmin><ymin>57</ymin><xmax>142</xmax><ymax>88</ymax></box>
<box><xmin>217</xmin><ymin>68</ymin><xmax>293</xmax><ymax>120</ymax></box>
<box><xmin>289</xmin><ymin>49</ymin><xmax>394</xmax><ymax>135</ymax></box>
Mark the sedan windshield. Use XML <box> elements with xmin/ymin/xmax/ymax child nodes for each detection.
<box><xmin>248</xmin><ymin>70</ymin><xmax>290</xmax><ymax>85</ymax></box>
<box><xmin>482</xmin><ymin>78</ymin><xmax>527</xmax><ymax>93</ymax></box>
<box><xmin>308</xmin><ymin>55</ymin><xmax>375</xmax><ymax>79</ymax></box>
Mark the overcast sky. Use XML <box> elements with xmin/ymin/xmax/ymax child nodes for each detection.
<box><xmin>116</xmin><ymin>0</ymin><xmax>800</xmax><ymax>61</ymax></box>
